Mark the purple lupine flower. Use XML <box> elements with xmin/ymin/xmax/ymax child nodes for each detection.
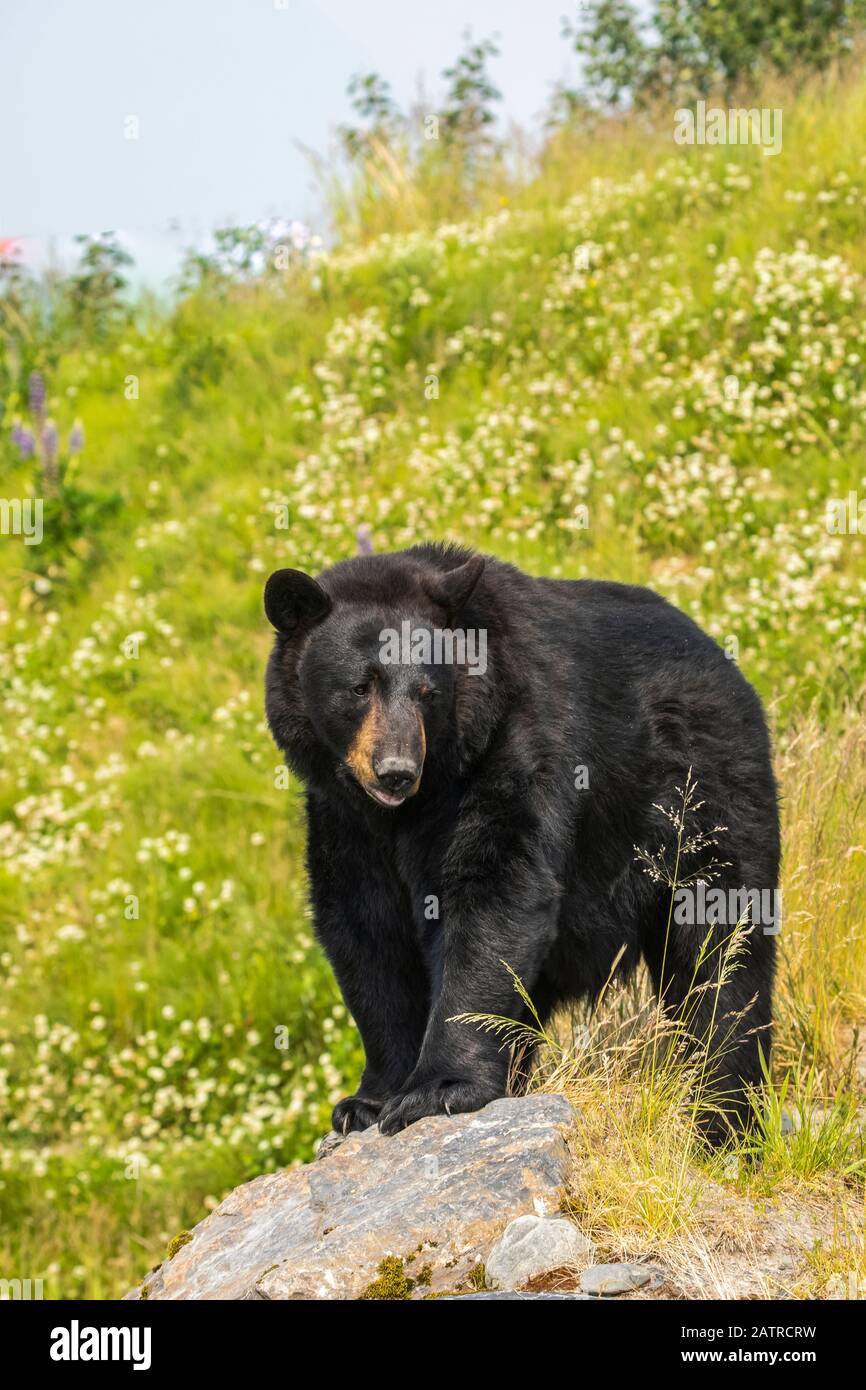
<box><xmin>41</xmin><ymin>419</ymin><xmax>59</xmax><ymax>496</ymax></box>
<box><xmin>28</xmin><ymin>370</ymin><xmax>46</xmax><ymax>421</ymax></box>
<box><xmin>12</xmin><ymin>423</ymin><xmax>35</xmax><ymax>458</ymax></box>
<box><xmin>356</xmin><ymin>525</ymin><xmax>374</xmax><ymax>555</ymax></box>
<box><xmin>41</xmin><ymin>420</ymin><xmax>58</xmax><ymax>464</ymax></box>
<box><xmin>68</xmin><ymin>419</ymin><xmax>85</xmax><ymax>454</ymax></box>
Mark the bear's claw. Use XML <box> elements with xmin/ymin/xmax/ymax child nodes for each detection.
<box><xmin>331</xmin><ymin>1093</ymin><xmax>383</xmax><ymax>1134</ymax></box>
<box><xmin>377</xmin><ymin>1077</ymin><xmax>496</xmax><ymax>1135</ymax></box>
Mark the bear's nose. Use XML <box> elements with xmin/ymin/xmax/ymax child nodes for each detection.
<box><xmin>373</xmin><ymin>757</ymin><xmax>419</xmax><ymax>795</ymax></box>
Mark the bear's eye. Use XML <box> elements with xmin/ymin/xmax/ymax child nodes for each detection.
<box><xmin>352</xmin><ymin>681</ymin><xmax>371</xmax><ymax>698</ymax></box>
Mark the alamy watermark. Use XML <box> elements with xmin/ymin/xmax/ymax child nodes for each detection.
<box><xmin>0</xmin><ymin>497</ymin><xmax>43</xmax><ymax>545</ymax></box>
<box><xmin>379</xmin><ymin>622</ymin><xmax>487</xmax><ymax>676</ymax></box>
<box><xmin>50</xmin><ymin>1320</ymin><xmax>151</xmax><ymax>1370</ymax></box>
<box><xmin>674</xmin><ymin>101</ymin><xmax>783</xmax><ymax>157</ymax></box>
<box><xmin>0</xmin><ymin>1276</ymin><xmax>44</xmax><ymax>1299</ymax></box>
<box><xmin>673</xmin><ymin>883</ymin><xmax>782</xmax><ymax>936</ymax></box>
<box><xmin>825</xmin><ymin>492</ymin><xmax>866</xmax><ymax>535</ymax></box>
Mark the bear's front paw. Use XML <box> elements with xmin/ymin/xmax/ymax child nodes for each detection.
<box><xmin>331</xmin><ymin>1093</ymin><xmax>383</xmax><ymax>1134</ymax></box>
<box><xmin>377</xmin><ymin>1077</ymin><xmax>499</xmax><ymax>1136</ymax></box>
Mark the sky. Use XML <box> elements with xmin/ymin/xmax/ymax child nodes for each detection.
<box><xmin>1</xmin><ymin>0</ymin><xmax>587</xmax><ymax>285</ymax></box>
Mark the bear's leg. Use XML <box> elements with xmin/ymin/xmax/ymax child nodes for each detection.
<box><xmin>307</xmin><ymin>810</ymin><xmax>430</xmax><ymax>1133</ymax></box>
<box><xmin>642</xmin><ymin>883</ymin><xmax>776</xmax><ymax>1145</ymax></box>
<box><xmin>377</xmin><ymin>836</ymin><xmax>560</xmax><ymax>1135</ymax></box>
<box><xmin>322</xmin><ymin>909</ymin><xmax>430</xmax><ymax>1133</ymax></box>
<box><xmin>506</xmin><ymin>972</ymin><xmax>560</xmax><ymax>1095</ymax></box>
<box><xmin>326</xmin><ymin>919</ymin><xmax>431</xmax><ymax>1134</ymax></box>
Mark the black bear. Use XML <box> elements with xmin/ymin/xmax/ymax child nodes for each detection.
<box><xmin>264</xmin><ymin>544</ymin><xmax>778</xmax><ymax>1142</ymax></box>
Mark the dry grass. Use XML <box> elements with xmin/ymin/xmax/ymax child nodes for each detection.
<box><xmin>516</xmin><ymin>698</ymin><xmax>866</xmax><ymax>1298</ymax></box>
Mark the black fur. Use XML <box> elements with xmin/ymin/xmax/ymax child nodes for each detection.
<box><xmin>265</xmin><ymin>544</ymin><xmax>779</xmax><ymax>1142</ymax></box>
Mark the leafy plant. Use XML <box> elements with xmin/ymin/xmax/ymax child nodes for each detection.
<box><xmin>566</xmin><ymin>0</ymin><xmax>866</xmax><ymax>109</ymax></box>
<box><xmin>7</xmin><ymin>371</ymin><xmax>120</xmax><ymax>578</ymax></box>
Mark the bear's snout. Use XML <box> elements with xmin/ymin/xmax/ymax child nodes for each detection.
<box><xmin>373</xmin><ymin>756</ymin><xmax>421</xmax><ymax>797</ymax></box>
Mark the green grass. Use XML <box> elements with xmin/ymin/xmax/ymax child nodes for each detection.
<box><xmin>1</xmin><ymin>63</ymin><xmax>865</xmax><ymax>1297</ymax></box>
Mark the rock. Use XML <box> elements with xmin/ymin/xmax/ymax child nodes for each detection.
<box><xmin>580</xmin><ymin>1262</ymin><xmax>658</xmax><ymax>1296</ymax></box>
<box><xmin>486</xmin><ymin>1214</ymin><xmax>594</xmax><ymax>1290</ymax></box>
<box><xmin>315</xmin><ymin>1130</ymin><xmax>347</xmax><ymax>1161</ymax></box>
<box><xmin>127</xmin><ymin>1093</ymin><xmax>576</xmax><ymax>1301</ymax></box>
<box><xmin>437</xmin><ymin>1291</ymin><xmax>594</xmax><ymax>1300</ymax></box>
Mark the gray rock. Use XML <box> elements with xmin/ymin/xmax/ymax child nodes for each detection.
<box><xmin>580</xmin><ymin>1262</ymin><xmax>659</xmax><ymax>1296</ymax></box>
<box><xmin>315</xmin><ymin>1130</ymin><xmax>348</xmax><ymax>1161</ymax></box>
<box><xmin>438</xmin><ymin>1291</ymin><xmax>594</xmax><ymax>1300</ymax></box>
<box><xmin>486</xmin><ymin>1214</ymin><xmax>594</xmax><ymax>1291</ymax></box>
<box><xmin>126</xmin><ymin>1093</ymin><xmax>576</xmax><ymax>1301</ymax></box>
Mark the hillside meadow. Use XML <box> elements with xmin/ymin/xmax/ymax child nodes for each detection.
<box><xmin>1</xmin><ymin>68</ymin><xmax>865</xmax><ymax>1297</ymax></box>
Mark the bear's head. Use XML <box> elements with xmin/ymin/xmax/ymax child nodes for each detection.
<box><xmin>264</xmin><ymin>550</ymin><xmax>488</xmax><ymax>808</ymax></box>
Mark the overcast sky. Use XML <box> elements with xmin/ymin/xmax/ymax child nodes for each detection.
<box><xmin>1</xmin><ymin>0</ymin><xmax>589</xmax><ymax>283</ymax></box>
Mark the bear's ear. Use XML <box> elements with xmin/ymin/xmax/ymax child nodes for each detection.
<box><xmin>264</xmin><ymin>568</ymin><xmax>331</xmax><ymax>634</ymax></box>
<box><xmin>422</xmin><ymin>554</ymin><xmax>485</xmax><ymax>616</ymax></box>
